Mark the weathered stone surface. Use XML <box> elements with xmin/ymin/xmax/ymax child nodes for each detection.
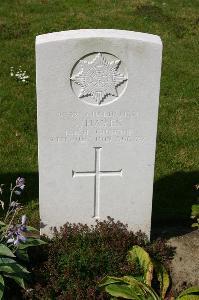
<box><xmin>167</xmin><ymin>229</ymin><xmax>199</xmax><ymax>294</ymax></box>
<box><xmin>36</xmin><ymin>29</ymin><xmax>162</xmax><ymax>237</ymax></box>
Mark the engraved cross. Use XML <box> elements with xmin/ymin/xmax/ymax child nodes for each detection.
<box><xmin>72</xmin><ymin>147</ymin><xmax>123</xmax><ymax>218</ymax></box>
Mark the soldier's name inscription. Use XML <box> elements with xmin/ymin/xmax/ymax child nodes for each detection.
<box><xmin>49</xmin><ymin>110</ymin><xmax>144</xmax><ymax>144</ymax></box>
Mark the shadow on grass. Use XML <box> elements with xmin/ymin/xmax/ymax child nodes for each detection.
<box><xmin>0</xmin><ymin>170</ymin><xmax>198</xmax><ymax>238</ymax></box>
<box><xmin>151</xmin><ymin>170</ymin><xmax>199</xmax><ymax>239</ymax></box>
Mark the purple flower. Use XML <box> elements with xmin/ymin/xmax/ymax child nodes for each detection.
<box><xmin>20</xmin><ymin>225</ymin><xmax>27</xmax><ymax>232</ymax></box>
<box><xmin>16</xmin><ymin>177</ymin><xmax>25</xmax><ymax>188</ymax></box>
<box><xmin>14</xmin><ymin>177</ymin><xmax>25</xmax><ymax>196</ymax></box>
<box><xmin>14</xmin><ymin>233</ymin><xmax>26</xmax><ymax>246</ymax></box>
<box><xmin>10</xmin><ymin>201</ymin><xmax>20</xmax><ymax>209</ymax></box>
<box><xmin>6</xmin><ymin>223</ymin><xmax>27</xmax><ymax>246</ymax></box>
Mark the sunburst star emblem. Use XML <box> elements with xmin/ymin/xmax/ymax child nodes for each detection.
<box><xmin>70</xmin><ymin>53</ymin><xmax>127</xmax><ymax>105</ymax></box>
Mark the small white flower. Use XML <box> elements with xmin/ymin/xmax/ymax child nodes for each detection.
<box><xmin>14</xmin><ymin>190</ymin><xmax>22</xmax><ymax>196</ymax></box>
<box><xmin>7</xmin><ymin>238</ymin><xmax>14</xmax><ymax>244</ymax></box>
<box><xmin>21</xmin><ymin>214</ymin><xmax>27</xmax><ymax>225</ymax></box>
<box><xmin>0</xmin><ymin>200</ymin><xmax>4</xmax><ymax>210</ymax></box>
<box><xmin>10</xmin><ymin>201</ymin><xmax>16</xmax><ymax>207</ymax></box>
<box><xmin>10</xmin><ymin>66</ymin><xmax>29</xmax><ymax>83</ymax></box>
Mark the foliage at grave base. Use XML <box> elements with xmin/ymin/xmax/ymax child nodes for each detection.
<box><xmin>22</xmin><ymin>217</ymin><xmax>174</xmax><ymax>299</ymax></box>
<box><xmin>99</xmin><ymin>246</ymin><xmax>199</xmax><ymax>300</ymax></box>
<box><xmin>0</xmin><ymin>178</ymin><xmax>46</xmax><ymax>299</ymax></box>
<box><xmin>191</xmin><ymin>204</ymin><xmax>199</xmax><ymax>229</ymax></box>
<box><xmin>190</xmin><ymin>184</ymin><xmax>199</xmax><ymax>229</ymax></box>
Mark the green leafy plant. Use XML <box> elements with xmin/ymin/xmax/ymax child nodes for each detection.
<box><xmin>0</xmin><ymin>178</ymin><xmax>46</xmax><ymax>299</ymax></box>
<box><xmin>99</xmin><ymin>245</ymin><xmax>199</xmax><ymax>300</ymax></box>
<box><xmin>175</xmin><ymin>287</ymin><xmax>199</xmax><ymax>300</ymax></box>
<box><xmin>191</xmin><ymin>204</ymin><xmax>199</xmax><ymax>228</ymax></box>
<box><xmin>191</xmin><ymin>184</ymin><xmax>199</xmax><ymax>229</ymax></box>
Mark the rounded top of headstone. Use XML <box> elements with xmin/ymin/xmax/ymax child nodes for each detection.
<box><xmin>36</xmin><ymin>29</ymin><xmax>162</xmax><ymax>46</ymax></box>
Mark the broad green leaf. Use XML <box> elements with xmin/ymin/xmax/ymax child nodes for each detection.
<box><xmin>176</xmin><ymin>286</ymin><xmax>199</xmax><ymax>299</ymax></box>
<box><xmin>26</xmin><ymin>226</ymin><xmax>39</xmax><ymax>233</ymax></box>
<box><xmin>23</xmin><ymin>227</ymin><xmax>40</xmax><ymax>238</ymax></box>
<box><xmin>26</xmin><ymin>226</ymin><xmax>40</xmax><ymax>239</ymax></box>
<box><xmin>0</xmin><ymin>257</ymin><xmax>30</xmax><ymax>274</ymax></box>
<box><xmin>128</xmin><ymin>246</ymin><xmax>153</xmax><ymax>286</ymax></box>
<box><xmin>121</xmin><ymin>275</ymin><xmax>148</xmax><ymax>289</ymax></box>
<box><xmin>191</xmin><ymin>223</ymin><xmax>199</xmax><ymax>228</ymax></box>
<box><xmin>105</xmin><ymin>282</ymin><xmax>160</xmax><ymax>300</ymax></box>
<box><xmin>18</xmin><ymin>238</ymin><xmax>46</xmax><ymax>250</ymax></box>
<box><xmin>153</xmin><ymin>260</ymin><xmax>170</xmax><ymax>298</ymax></box>
<box><xmin>0</xmin><ymin>244</ymin><xmax>15</xmax><ymax>258</ymax></box>
<box><xmin>99</xmin><ymin>276</ymin><xmax>144</xmax><ymax>288</ymax></box>
<box><xmin>134</xmin><ymin>276</ymin><xmax>144</xmax><ymax>282</ymax></box>
<box><xmin>122</xmin><ymin>276</ymin><xmax>143</xmax><ymax>285</ymax></box>
<box><xmin>99</xmin><ymin>275</ymin><xmax>126</xmax><ymax>287</ymax></box>
<box><xmin>0</xmin><ymin>275</ymin><xmax>4</xmax><ymax>300</ymax></box>
<box><xmin>142</xmin><ymin>285</ymin><xmax>161</xmax><ymax>300</ymax></box>
<box><xmin>177</xmin><ymin>296</ymin><xmax>199</xmax><ymax>300</ymax></box>
<box><xmin>0</xmin><ymin>225</ymin><xmax>8</xmax><ymax>233</ymax></box>
<box><xmin>122</xmin><ymin>276</ymin><xmax>160</xmax><ymax>300</ymax></box>
<box><xmin>4</xmin><ymin>274</ymin><xmax>25</xmax><ymax>289</ymax></box>
<box><xmin>0</xmin><ymin>222</ymin><xmax>5</xmax><ymax>227</ymax></box>
<box><xmin>100</xmin><ymin>275</ymin><xmax>160</xmax><ymax>300</ymax></box>
<box><xmin>16</xmin><ymin>249</ymin><xmax>29</xmax><ymax>262</ymax></box>
<box><xmin>191</xmin><ymin>204</ymin><xmax>199</xmax><ymax>217</ymax></box>
<box><xmin>105</xmin><ymin>283</ymin><xmax>142</xmax><ymax>299</ymax></box>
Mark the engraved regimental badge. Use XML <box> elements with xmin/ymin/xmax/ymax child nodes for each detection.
<box><xmin>70</xmin><ymin>52</ymin><xmax>128</xmax><ymax>106</ymax></box>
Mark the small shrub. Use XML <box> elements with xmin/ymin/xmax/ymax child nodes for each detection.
<box><xmin>24</xmin><ymin>217</ymin><xmax>174</xmax><ymax>299</ymax></box>
<box><xmin>191</xmin><ymin>184</ymin><xmax>199</xmax><ymax>229</ymax></box>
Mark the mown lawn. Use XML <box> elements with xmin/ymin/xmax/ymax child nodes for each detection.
<box><xmin>0</xmin><ymin>0</ymin><xmax>198</xmax><ymax>227</ymax></box>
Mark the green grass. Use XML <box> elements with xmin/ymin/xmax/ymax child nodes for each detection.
<box><xmin>0</xmin><ymin>0</ymin><xmax>198</xmax><ymax>227</ymax></box>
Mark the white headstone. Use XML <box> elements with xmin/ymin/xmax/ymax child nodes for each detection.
<box><xmin>36</xmin><ymin>29</ymin><xmax>162</xmax><ymax>238</ymax></box>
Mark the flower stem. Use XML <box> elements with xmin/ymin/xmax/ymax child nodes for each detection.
<box><xmin>4</xmin><ymin>185</ymin><xmax>17</xmax><ymax>222</ymax></box>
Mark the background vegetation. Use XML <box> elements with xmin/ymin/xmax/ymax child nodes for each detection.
<box><xmin>0</xmin><ymin>0</ymin><xmax>198</xmax><ymax>227</ymax></box>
